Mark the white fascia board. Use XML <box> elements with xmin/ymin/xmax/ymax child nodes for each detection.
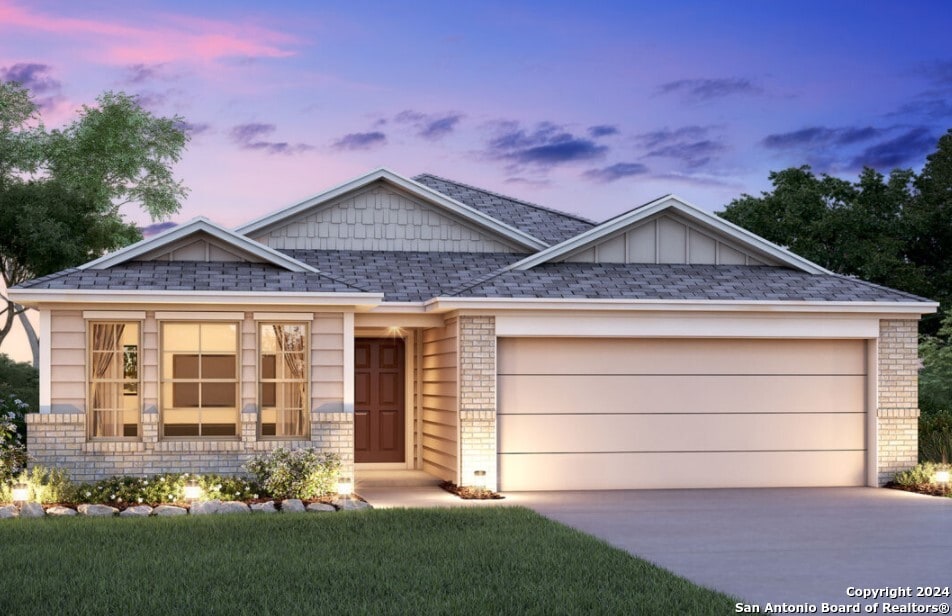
<box><xmin>508</xmin><ymin>195</ymin><xmax>832</xmax><ymax>274</ymax></box>
<box><xmin>78</xmin><ymin>217</ymin><xmax>318</xmax><ymax>274</ymax></box>
<box><xmin>8</xmin><ymin>288</ymin><xmax>384</xmax><ymax>309</ymax></box>
<box><xmin>233</xmin><ymin>168</ymin><xmax>548</xmax><ymax>251</ymax></box>
<box><xmin>424</xmin><ymin>296</ymin><xmax>939</xmax><ymax>315</ymax></box>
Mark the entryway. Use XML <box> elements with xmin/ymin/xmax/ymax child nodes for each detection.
<box><xmin>354</xmin><ymin>337</ymin><xmax>406</xmax><ymax>463</ymax></box>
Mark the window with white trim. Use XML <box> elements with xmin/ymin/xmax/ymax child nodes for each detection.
<box><xmin>88</xmin><ymin>322</ymin><xmax>140</xmax><ymax>438</ymax></box>
<box><xmin>259</xmin><ymin>323</ymin><xmax>309</xmax><ymax>438</ymax></box>
<box><xmin>161</xmin><ymin>322</ymin><xmax>239</xmax><ymax>437</ymax></box>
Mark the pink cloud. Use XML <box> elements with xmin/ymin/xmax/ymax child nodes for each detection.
<box><xmin>0</xmin><ymin>1</ymin><xmax>297</xmax><ymax>65</ymax></box>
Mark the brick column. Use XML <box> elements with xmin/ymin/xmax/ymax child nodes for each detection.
<box><xmin>458</xmin><ymin>315</ymin><xmax>497</xmax><ymax>490</ymax></box>
<box><xmin>877</xmin><ymin>319</ymin><xmax>920</xmax><ymax>485</ymax></box>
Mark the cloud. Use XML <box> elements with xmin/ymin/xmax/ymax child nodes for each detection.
<box><xmin>583</xmin><ymin>162</ymin><xmax>649</xmax><ymax>182</ymax></box>
<box><xmin>230</xmin><ymin>123</ymin><xmax>314</xmax><ymax>155</ymax></box>
<box><xmin>849</xmin><ymin>127</ymin><xmax>935</xmax><ymax>169</ymax></box>
<box><xmin>393</xmin><ymin>110</ymin><xmax>463</xmax><ymax>140</ymax></box>
<box><xmin>173</xmin><ymin>120</ymin><xmax>211</xmax><ymax>136</ymax></box>
<box><xmin>504</xmin><ymin>176</ymin><xmax>551</xmax><ymax>189</ymax></box>
<box><xmin>0</xmin><ymin>62</ymin><xmax>63</xmax><ymax>110</ymax></box>
<box><xmin>485</xmin><ymin>121</ymin><xmax>608</xmax><ymax>167</ymax></box>
<box><xmin>919</xmin><ymin>60</ymin><xmax>952</xmax><ymax>88</ymax></box>
<box><xmin>658</xmin><ymin>78</ymin><xmax>761</xmax><ymax>101</ymax></box>
<box><xmin>636</xmin><ymin>126</ymin><xmax>710</xmax><ymax>149</ymax></box>
<box><xmin>588</xmin><ymin>125</ymin><xmax>618</xmax><ymax>138</ymax></box>
<box><xmin>889</xmin><ymin>98</ymin><xmax>952</xmax><ymax>121</ymax></box>
<box><xmin>332</xmin><ymin>131</ymin><xmax>387</xmax><ymax>151</ymax></box>
<box><xmin>635</xmin><ymin>126</ymin><xmax>724</xmax><ymax>168</ymax></box>
<box><xmin>123</xmin><ymin>63</ymin><xmax>169</xmax><ymax>84</ymax></box>
<box><xmin>140</xmin><ymin>221</ymin><xmax>177</xmax><ymax>236</ymax></box>
<box><xmin>762</xmin><ymin>126</ymin><xmax>884</xmax><ymax>149</ymax></box>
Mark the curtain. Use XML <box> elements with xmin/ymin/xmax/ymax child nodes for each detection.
<box><xmin>273</xmin><ymin>325</ymin><xmax>306</xmax><ymax>436</ymax></box>
<box><xmin>91</xmin><ymin>324</ymin><xmax>125</xmax><ymax>437</ymax></box>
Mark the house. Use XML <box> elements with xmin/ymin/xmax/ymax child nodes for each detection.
<box><xmin>9</xmin><ymin>169</ymin><xmax>936</xmax><ymax>491</ymax></box>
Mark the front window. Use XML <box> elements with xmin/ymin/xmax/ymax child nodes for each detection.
<box><xmin>89</xmin><ymin>322</ymin><xmax>140</xmax><ymax>438</ymax></box>
<box><xmin>259</xmin><ymin>323</ymin><xmax>308</xmax><ymax>438</ymax></box>
<box><xmin>161</xmin><ymin>322</ymin><xmax>239</xmax><ymax>437</ymax></box>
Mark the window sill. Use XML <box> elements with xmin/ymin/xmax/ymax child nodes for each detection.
<box><xmin>153</xmin><ymin>440</ymin><xmax>244</xmax><ymax>453</ymax></box>
<box><xmin>83</xmin><ymin>441</ymin><xmax>145</xmax><ymax>453</ymax></box>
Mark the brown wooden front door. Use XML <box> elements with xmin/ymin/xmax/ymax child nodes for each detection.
<box><xmin>354</xmin><ymin>338</ymin><xmax>405</xmax><ymax>463</ymax></box>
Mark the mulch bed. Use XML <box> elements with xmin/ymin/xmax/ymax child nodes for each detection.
<box><xmin>886</xmin><ymin>482</ymin><xmax>952</xmax><ymax>498</ymax></box>
<box><xmin>439</xmin><ymin>481</ymin><xmax>505</xmax><ymax>500</ymax></box>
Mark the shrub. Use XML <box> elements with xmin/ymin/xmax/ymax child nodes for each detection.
<box><xmin>0</xmin><ymin>394</ymin><xmax>29</xmax><ymax>483</ymax></box>
<box><xmin>894</xmin><ymin>461</ymin><xmax>951</xmax><ymax>486</ymax></box>
<box><xmin>245</xmin><ymin>448</ymin><xmax>340</xmax><ymax>499</ymax></box>
<box><xmin>0</xmin><ymin>354</ymin><xmax>38</xmax><ymax>413</ymax></box>
<box><xmin>919</xmin><ymin>409</ymin><xmax>952</xmax><ymax>463</ymax></box>
<box><xmin>0</xmin><ymin>465</ymin><xmax>75</xmax><ymax>504</ymax></box>
<box><xmin>72</xmin><ymin>473</ymin><xmax>265</xmax><ymax>506</ymax></box>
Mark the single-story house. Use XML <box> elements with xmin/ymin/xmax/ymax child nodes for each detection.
<box><xmin>10</xmin><ymin>169</ymin><xmax>936</xmax><ymax>491</ymax></box>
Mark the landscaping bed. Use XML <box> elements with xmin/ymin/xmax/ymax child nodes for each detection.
<box><xmin>885</xmin><ymin>462</ymin><xmax>952</xmax><ymax>499</ymax></box>
<box><xmin>439</xmin><ymin>480</ymin><xmax>505</xmax><ymax>500</ymax></box>
<box><xmin>0</xmin><ymin>507</ymin><xmax>736</xmax><ymax>615</ymax></box>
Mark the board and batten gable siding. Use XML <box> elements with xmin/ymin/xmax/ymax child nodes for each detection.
<box><xmin>139</xmin><ymin>233</ymin><xmax>263</xmax><ymax>263</ymax></box>
<box><xmin>251</xmin><ymin>184</ymin><xmax>521</xmax><ymax>252</ymax></box>
<box><xmin>50</xmin><ymin>310</ymin><xmax>86</xmax><ymax>413</ymax></box>
<box><xmin>420</xmin><ymin>318</ymin><xmax>459</xmax><ymax>482</ymax></box>
<box><xmin>563</xmin><ymin>212</ymin><xmax>782</xmax><ymax>265</ymax></box>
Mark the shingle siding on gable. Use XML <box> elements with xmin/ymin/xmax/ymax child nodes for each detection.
<box><xmin>562</xmin><ymin>212</ymin><xmax>782</xmax><ymax>266</ymax></box>
<box><xmin>251</xmin><ymin>185</ymin><xmax>520</xmax><ymax>253</ymax></box>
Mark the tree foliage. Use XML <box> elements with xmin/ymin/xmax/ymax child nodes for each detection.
<box><xmin>0</xmin><ymin>82</ymin><xmax>189</xmax><ymax>364</ymax></box>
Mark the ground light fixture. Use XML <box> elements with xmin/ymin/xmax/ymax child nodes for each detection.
<box><xmin>183</xmin><ymin>478</ymin><xmax>202</xmax><ymax>502</ymax></box>
<box><xmin>11</xmin><ymin>482</ymin><xmax>28</xmax><ymax>505</ymax></box>
<box><xmin>473</xmin><ymin>470</ymin><xmax>487</xmax><ymax>491</ymax></box>
<box><xmin>337</xmin><ymin>477</ymin><xmax>353</xmax><ymax>498</ymax></box>
<box><xmin>935</xmin><ymin>470</ymin><xmax>951</xmax><ymax>484</ymax></box>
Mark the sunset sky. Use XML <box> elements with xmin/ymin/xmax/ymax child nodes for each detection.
<box><xmin>1</xmin><ymin>0</ymin><xmax>950</xmax><ymax>231</ymax></box>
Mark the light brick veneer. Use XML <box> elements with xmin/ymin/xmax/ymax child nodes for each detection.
<box><xmin>458</xmin><ymin>315</ymin><xmax>497</xmax><ymax>490</ymax></box>
<box><xmin>877</xmin><ymin>319</ymin><xmax>920</xmax><ymax>485</ymax></box>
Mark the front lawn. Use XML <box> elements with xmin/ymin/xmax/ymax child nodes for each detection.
<box><xmin>0</xmin><ymin>507</ymin><xmax>735</xmax><ymax>615</ymax></box>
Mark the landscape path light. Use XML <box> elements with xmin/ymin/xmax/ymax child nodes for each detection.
<box><xmin>934</xmin><ymin>469</ymin><xmax>951</xmax><ymax>485</ymax></box>
<box><xmin>11</xmin><ymin>482</ymin><xmax>28</xmax><ymax>505</ymax></box>
<box><xmin>184</xmin><ymin>478</ymin><xmax>202</xmax><ymax>502</ymax></box>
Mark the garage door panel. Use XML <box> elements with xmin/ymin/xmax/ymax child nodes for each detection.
<box><xmin>499</xmin><ymin>374</ymin><xmax>865</xmax><ymax>414</ymax></box>
<box><xmin>498</xmin><ymin>451</ymin><xmax>867</xmax><ymax>491</ymax></box>
<box><xmin>499</xmin><ymin>413</ymin><xmax>865</xmax><ymax>453</ymax></box>
<box><xmin>498</xmin><ymin>338</ymin><xmax>866</xmax><ymax>376</ymax></box>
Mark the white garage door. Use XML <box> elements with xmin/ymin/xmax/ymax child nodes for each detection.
<box><xmin>497</xmin><ymin>338</ymin><xmax>867</xmax><ymax>491</ymax></box>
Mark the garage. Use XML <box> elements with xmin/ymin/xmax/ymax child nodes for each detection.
<box><xmin>497</xmin><ymin>337</ymin><xmax>868</xmax><ymax>491</ymax></box>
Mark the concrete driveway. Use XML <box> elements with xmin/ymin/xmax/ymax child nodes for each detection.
<box><xmin>514</xmin><ymin>488</ymin><xmax>952</xmax><ymax>608</ymax></box>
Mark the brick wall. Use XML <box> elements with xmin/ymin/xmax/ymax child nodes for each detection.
<box><xmin>458</xmin><ymin>315</ymin><xmax>497</xmax><ymax>490</ymax></box>
<box><xmin>877</xmin><ymin>319</ymin><xmax>920</xmax><ymax>485</ymax></box>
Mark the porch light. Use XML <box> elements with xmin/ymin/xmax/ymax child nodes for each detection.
<box><xmin>183</xmin><ymin>479</ymin><xmax>202</xmax><ymax>501</ymax></box>
<box><xmin>386</xmin><ymin>326</ymin><xmax>406</xmax><ymax>339</ymax></box>
<box><xmin>11</xmin><ymin>482</ymin><xmax>28</xmax><ymax>504</ymax></box>
<box><xmin>473</xmin><ymin>470</ymin><xmax>487</xmax><ymax>491</ymax></box>
<box><xmin>337</xmin><ymin>477</ymin><xmax>353</xmax><ymax>498</ymax></box>
<box><xmin>934</xmin><ymin>470</ymin><xmax>951</xmax><ymax>484</ymax></box>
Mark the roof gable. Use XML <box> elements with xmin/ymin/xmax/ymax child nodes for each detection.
<box><xmin>234</xmin><ymin>168</ymin><xmax>548</xmax><ymax>251</ymax></box>
<box><xmin>80</xmin><ymin>217</ymin><xmax>317</xmax><ymax>273</ymax></box>
<box><xmin>509</xmin><ymin>195</ymin><xmax>833</xmax><ymax>274</ymax></box>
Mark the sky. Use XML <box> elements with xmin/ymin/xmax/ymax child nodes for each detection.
<box><xmin>1</xmin><ymin>0</ymin><xmax>951</xmax><ymax>232</ymax></box>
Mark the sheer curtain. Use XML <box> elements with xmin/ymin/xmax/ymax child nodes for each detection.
<box><xmin>273</xmin><ymin>325</ymin><xmax>306</xmax><ymax>436</ymax></box>
<box><xmin>91</xmin><ymin>324</ymin><xmax>125</xmax><ymax>437</ymax></box>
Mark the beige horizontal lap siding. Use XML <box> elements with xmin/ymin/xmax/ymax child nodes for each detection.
<box><xmin>420</xmin><ymin>318</ymin><xmax>458</xmax><ymax>482</ymax></box>
<box><xmin>50</xmin><ymin>310</ymin><xmax>86</xmax><ymax>413</ymax></box>
<box><xmin>498</xmin><ymin>337</ymin><xmax>867</xmax><ymax>490</ymax></box>
<box><xmin>312</xmin><ymin>315</ymin><xmax>344</xmax><ymax>413</ymax></box>
<box><xmin>252</xmin><ymin>184</ymin><xmax>518</xmax><ymax>252</ymax></box>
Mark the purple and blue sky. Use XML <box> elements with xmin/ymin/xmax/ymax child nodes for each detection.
<box><xmin>2</xmin><ymin>0</ymin><xmax>950</xmax><ymax>230</ymax></box>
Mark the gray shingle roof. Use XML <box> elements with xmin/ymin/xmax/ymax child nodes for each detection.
<box><xmin>16</xmin><ymin>261</ymin><xmax>368</xmax><ymax>293</ymax></box>
<box><xmin>282</xmin><ymin>250</ymin><xmax>524</xmax><ymax>301</ymax></box>
<box><xmin>450</xmin><ymin>263</ymin><xmax>928</xmax><ymax>302</ymax></box>
<box><xmin>413</xmin><ymin>173</ymin><xmax>594</xmax><ymax>245</ymax></box>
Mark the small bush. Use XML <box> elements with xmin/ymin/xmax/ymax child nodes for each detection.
<box><xmin>919</xmin><ymin>409</ymin><xmax>952</xmax><ymax>463</ymax></box>
<box><xmin>0</xmin><ymin>465</ymin><xmax>75</xmax><ymax>504</ymax></box>
<box><xmin>73</xmin><ymin>473</ymin><xmax>264</xmax><ymax>506</ymax></box>
<box><xmin>245</xmin><ymin>448</ymin><xmax>340</xmax><ymax>499</ymax></box>
<box><xmin>0</xmin><ymin>394</ymin><xmax>29</xmax><ymax>482</ymax></box>
<box><xmin>0</xmin><ymin>354</ymin><xmax>38</xmax><ymax>413</ymax></box>
<box><xmin>894</xmin><ymin>462</ymin><xmax>951</xmax><ymax>486</ymax></box>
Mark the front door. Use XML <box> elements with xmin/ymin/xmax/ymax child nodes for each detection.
<box><xmin>354</xmin><ymin>338</ymin><xmax>405</xmax><ymax>463</ymax></box>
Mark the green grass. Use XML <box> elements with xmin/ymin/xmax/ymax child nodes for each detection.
<box><xmin>0</xmin><ymin>507</ymin><xmax>736</xmax><ymax>615</ymax></box>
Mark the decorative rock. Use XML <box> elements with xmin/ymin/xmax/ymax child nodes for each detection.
<box><xmin>217</xmin><ymin>501</ymin><xmax>250</xmax><ymax>514</ymax></box>
<box><xmin>153</xmin><ymin>505</ymin><xmax>187</xmax><ymax>517</ymax></box>
<box><xmin>78</xmin><ymin>503</ymin><xmax>119</xmax><ymax>517</ymax></box>
<box><xmin>46</xmin><ymin>506</ymin><xmax>77</xmax><ymax>517</ymax></box>
<box><xmin>0</xmin><ymin>505</ymin><xmax>19</xmax><ymax>519</ymax></box>
<box><xmin>333</xmin><ymin>498</ymin><xmax>372</xmax><ymax>511</ymax></box>
<box><xmin>189</xmin><ymin>499</ymin><xmax>222</xmax><ymax>515</ymax></box>
<box><xmin>281</xmin><ymin>499</ymin><xmax>305</xmax><ymax>513</ymax></box>
<box><xmin>20</xmin><ymin>502</ymin><xmax>46</xmax><ymax>518</ymax></box>
<box><xmin>120</xmin><ymin>505</ymin><xmax>153</xmax><ymax>517</ymax></box>
<box><xmin>306</xmin><ymin>502</ymin><xmax>336</xmax><ymax>513</ymax></box>
<box><xmin>249</xmin><ymin>501</ymin><xmax>277</xmax><ymax>513</ymax></box>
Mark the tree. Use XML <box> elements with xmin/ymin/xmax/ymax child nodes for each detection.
<box><xmin>0</xmin><ymin>82</ymin><xmax>189</xmax><ymax>366</ymax></box>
